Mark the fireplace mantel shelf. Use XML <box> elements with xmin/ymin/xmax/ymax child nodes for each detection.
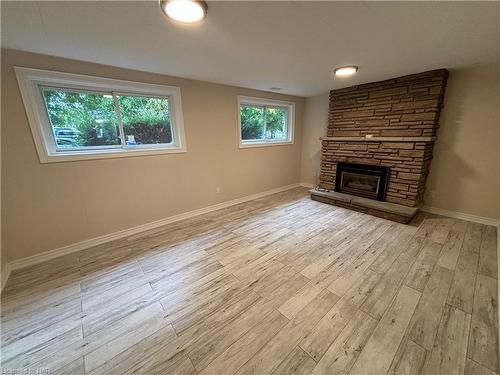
<box><xmin>321</xmin><ymin>136</ymin><xmax>436</xmax><ymax>142</ymax></box>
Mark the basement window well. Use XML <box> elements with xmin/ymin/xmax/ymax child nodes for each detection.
<box><xmin>15</xmin><ymin>67</ymin><xmax>186</xmax><ymax>162</ymax></box>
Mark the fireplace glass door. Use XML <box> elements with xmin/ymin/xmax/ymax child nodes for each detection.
<box><xmin>335</xmin><ymin>162</ymin><xmax>390</xmax><ymax>201</ymax></box>
<box><xmin>340</xmin><ymin>172</ymin><xmax>380</xmax><ymax>199</ymax></box>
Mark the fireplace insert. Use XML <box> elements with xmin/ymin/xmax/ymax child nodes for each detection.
<box><xmin>335</xmin><ymin>162</ymin><xmax>389</xmax><ymax>201</ymax></box>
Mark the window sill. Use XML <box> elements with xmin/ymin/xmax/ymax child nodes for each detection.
<box><xmin>239</xmin><ymin>141</ymin><xmax>294</xmax><ymax>149</ymax></box>
<box><xmin>39</xmin><ymin>146</ymin><xmax>187</xmax><ymax>163</ymax></box>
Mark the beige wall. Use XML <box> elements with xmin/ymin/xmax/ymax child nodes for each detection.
<box><xmin>300</xmin><ymin>92</ymin><xmax>329</xmax><ymax>185</ymax></box>
<box><xmin>0</xmin><ymin>48</ymin><xmax>4</xmax><ymax>277</ymax></box>
<box><xmin>425</xmin><ymin>64</ymin><xmax>500</xmax><ymax>220</ymax></box>
<box><xmin>1</xmin><ymin>49</ymin><xmax>304</xmax><ymax>262</ymax></box>
<box><xmin>300</xmin><ymin>63</ymin><xmax>500</xmax><ymax>220</ymax></box>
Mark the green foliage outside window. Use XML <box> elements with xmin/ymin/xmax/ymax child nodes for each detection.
<box><xmin>240</xmin><ymin>105</ymin><xmax>287</xmax><ymax>141</ymax></box>
<box><xmin>42</xmin><ymin>89</ymin><xmax>172</xmax><ymax>148</ymax></box>
<box><xmin>265</xmin><ymin>107</ymin><xmax>288</xmax><ymax>140</ymax></box>
<box><xmin>240</xmin><ymin>106</ymin><xmax>265</xmax><ymax>140</ymax></box>
<box><xmin>118</xmin><ymin>95</ymin><xmax>172</xmax><ymax>145</ymax></box>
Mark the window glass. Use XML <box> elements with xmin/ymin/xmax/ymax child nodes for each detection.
<box><xmin>117</xmin><ymin>95</ymin><xmax>173</xmax><ymax>146</ymax></box>
<box><xmin>42</xmin><ymin>88</ymin><xmax>121</xmax><ymax>149</ymax></box>
<box><xmin>264</xmin><ymin>106</ymin><xmax>288</xmax><ymax>141</ymax></box>
<box><xmin>240</xmin><ymin>105</ymin><xmax>265</xmax><ymax>141</ymax></box>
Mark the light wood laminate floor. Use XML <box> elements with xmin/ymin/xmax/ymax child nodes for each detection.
<box><xmin>1</xmin><ymin>188</ymin><xmax>498</xmax><ymax>375</ymax></box>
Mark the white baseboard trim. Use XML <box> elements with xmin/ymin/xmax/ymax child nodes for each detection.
<box><xmin>421</xmin><ymin>206</ymin><xmax>500</xmax><ymax>227</ymax></box>
<box><xmin>299</xmin><ymin>182</ymin><xmax>315</xmax><ymax>189</ymax></box>
<box><xmin>4</xmin><ymin>183</ymin><xmax>303</xmax><ymax>280</ymax></box>
<box><xmin>1</xmin><ymin>263</ymin><xmax>12</xmax><ymax>292</ymax></box>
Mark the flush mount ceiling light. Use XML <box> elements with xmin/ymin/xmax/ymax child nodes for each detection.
<box><xmin>334</xmin><ymin>66</ymin><xmax>358</xmax><ymax>77</ymax></box>
<box><xmin>159</xmin><ymin>0</ymin><xmax>207</xmax><ymax>23</ymax></box>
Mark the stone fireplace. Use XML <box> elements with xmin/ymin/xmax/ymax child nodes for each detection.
<box><xmin>311</xmin><ymin>69</ymin><xmax>448</xmax><ymax>223</ymax></box>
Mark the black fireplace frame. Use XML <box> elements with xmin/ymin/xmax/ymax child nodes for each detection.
<box><xmin>335</xmin><ymin>162</ymin><xmax>390</xmax><ymax>201</ymax></box>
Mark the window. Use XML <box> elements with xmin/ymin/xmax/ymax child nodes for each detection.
<box><xmin>237</xmin><ymin>96</ymin><xmax>294</xmax><ymax>147</ymax></box>
<box><xmin>15</xmin><ymin>67</ymin><xmax>186</xmax><ymax>162</ymax></box>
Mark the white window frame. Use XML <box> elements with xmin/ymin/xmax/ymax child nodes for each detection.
<box><xmin>15</xmin><ymin>67</ymin><xmax>187</xmax><ymax>163</ymax></box>
<box><xmin>237</xmin><ymin>96</ymin><xmax>295</xmax><ymax>148</ymax></box>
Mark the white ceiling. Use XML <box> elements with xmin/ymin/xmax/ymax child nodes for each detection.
<box><xmin>2</xmin><ymin>1</ymin><xmax>499</xmax><ymax>97</ymax></box>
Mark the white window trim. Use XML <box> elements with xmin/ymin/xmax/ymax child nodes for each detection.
<box><xmin>15</xmin><ymin>67</ymin><xmax>187</xmax><ymax>163</ymax></box>
<box><xmin>237</xmin><ymin>96</ymin><xmax>295</xmax><ymax>149</ymax></box>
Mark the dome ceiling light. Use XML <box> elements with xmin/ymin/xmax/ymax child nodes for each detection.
<box><xmin>159</xmin><ymin>0</ymin><xmax>208</xmax><ymax>24</ymax></box>
<box><xmin>334</xmin><ymin>66</ymin><xmax>359</xmax><ymax>77</ymax></box>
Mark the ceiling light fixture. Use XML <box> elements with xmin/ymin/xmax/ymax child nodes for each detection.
<box><xmin>334</xmin><ymin>66</ymin><xmax>358</xmax><ymax>77</ymax></box>
<box><xmin>159</xmin><ymin>0</ymin><xmax>207</xmax><ymax>23</ymax></box>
